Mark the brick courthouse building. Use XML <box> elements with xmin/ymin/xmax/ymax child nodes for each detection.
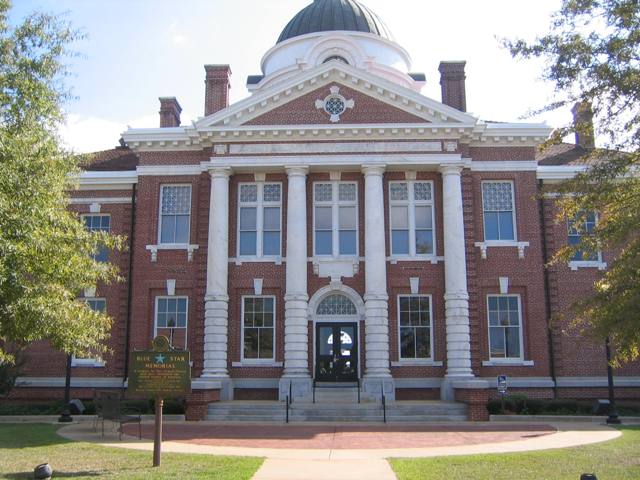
<box><xmin>13</xmin><ymin>0</ymin><xmax>640</xmax><ymax>420</ymax></box>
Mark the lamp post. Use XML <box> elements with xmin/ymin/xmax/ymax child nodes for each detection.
<box><xmin>57</xmin><ymin>354</ymin><xmax>73</xmax><ymax>423</ymax></box>
<box><xmin>605</xmin><ymin>337</ymin><xmax>621</xmax><ymax>425</ymax></box>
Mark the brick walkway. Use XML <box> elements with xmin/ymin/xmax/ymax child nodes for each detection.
<box><xmin>124</xmin><ymin>423</ymin><xmax>555</xmax><ymax>450</ymax></box>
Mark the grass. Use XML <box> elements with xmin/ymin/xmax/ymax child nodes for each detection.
<box><xmin>0</xmin><ymin>424</ymin><xmax>263</xmax><ymax>479</ymax></box>
<box><xmin>390</xmin><ymin>426</ymin><xmax>640</xmax><ymax>480</ymax></box>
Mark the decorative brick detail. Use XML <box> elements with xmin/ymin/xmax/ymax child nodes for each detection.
<box><xmin>455</xmin><ymin>387</ymin><xmax>490</xmax><ymax>421</ymax></box>
<box><xmin>185</xmin><ymin>389</ymin><xmax>220</xmax><ymax>421</ymax></box>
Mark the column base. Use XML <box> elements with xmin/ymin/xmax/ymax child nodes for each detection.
<box><xmin>198</xmin><ymin>375</ymin><xmax>234</xmax><ymax>401</ymax></box>
<box><xmin>279</xmin><ymin>376</ymin><xmax>312</xmax><ymax>401</ymax></box>
<box><xmin>440</xmin><ymin>375</ymin><xmax>476</xmax><ymax>401</ymax></box>
<box><xmin>361</xmin><ymin>376</ymin><xmax>395</xmax><ymax>401</ymax></box>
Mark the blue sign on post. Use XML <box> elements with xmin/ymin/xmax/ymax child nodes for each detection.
<box><xmin>497</xmin><ymin>375</ymin><xmax>508</xmax><ymax>394</ymax></box>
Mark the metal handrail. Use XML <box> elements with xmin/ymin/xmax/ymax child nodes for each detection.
<box><xmin>381</xmin><ymin>382</ymin><xmax>386</xmax><ymax>423</ymax></box>
<box><xmin>285</xmin><ymin>394</ymin><xmax>290</xmax><ymax>423</ymax></box>
<box><xmin>357</xmin><ymin>378</ymin><xmax>361</xmax><ymax>404</ymax></box>
<box><xmin>313</xmin><ymin>379</ymin><xmax>316</xmax><ymax>404</ymax></box>
<box><xmin>289</xmin><ymin>380</ymin><xmax>293</xmax><ymax>404</ymax></box>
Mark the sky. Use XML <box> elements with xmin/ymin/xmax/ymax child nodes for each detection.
<box><xmin>10</xmin><ymin>0</ymin><xmax>570</xmax><ymax>153</ymax></box>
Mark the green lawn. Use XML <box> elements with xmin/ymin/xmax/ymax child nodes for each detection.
<box><xmin>0</xmin><ymin>424</ymin><xmax>263</xmax><ymax>479</ymax></box>
<box><xmin>390</xmin><ymin>426</ymin><xmax>640</xmax><ymax>480</ymax></box>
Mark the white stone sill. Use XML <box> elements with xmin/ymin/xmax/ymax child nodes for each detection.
<box><xmin>232</xmin><ymin>361</ymin><xmax>283</xmax><ymax>368</ymax></box>
<box><xmin>387</xmin><ymin>256</ymin><xmax>444</xmax><ymax>265</ymax></box>
<box><xmin>391</xmin><ymin>360</ymin><xmax>443</xmax><ymax>367</ymax></box>
<box><xmin>475</xmin><ymin>241</ymin><xmax>529</xmax><ymax>259</ymax></box>
<box><xmin>230</xmin><ymin>257</ymin><xmax>283</xmax><ymax>266</ymax></box>
<box><xmin>71</xmin><ymin>361</ymin><xmax>105</xmax><ymax>368</ymax></box>
<box><xmin>482</xmin><ymin>360</ymin><xmax>534</xmax><ymax>367</ymax></box>
<box><xmin>569</xmin><ymin>261</ymin><xmax>607</xmax><ymax>271</ymax></box>
<box><xmin>146</xmin><ymin>244</ymin><xmax>199</xmax><ymax>262</ymax></box>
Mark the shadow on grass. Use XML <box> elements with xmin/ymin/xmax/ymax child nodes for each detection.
<box><xmin>4</xmin><ymin>471</ymin><xmax>102</xmax><ymax>479</ymax></box>
<box><xmin>0</xmin><ymin>423</ymin><xmax>73</xmax><ymax>449</ymax></box>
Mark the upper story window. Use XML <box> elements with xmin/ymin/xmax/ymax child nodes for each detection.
<box><xmin>487</xmin><ymin>295</ymin><xmax>523</xmax><ymax>361</ymax></box>
<box><xmin>313</xmin><ymin>182</ymin><xmax>358</xmax><ymax>257</ymax></box>
<box><xmin>82</xmin><ymin>214</ymin><xmax>110</xmax><ymax>262</ymax></box>
<box><xmin>568</xmin><ymin>211</ymin><xmax>600</xmax><ymax>262</ymax></box>
<box><xmin>482</xmin><ymin>181</ymin><xmax>516</xmax><ymax>241</ymax></box>
<box><xmin>238</xmin><ymin>183</ymin><xmax>282</xmax><ymax>258</ymax></box>
<box><xmin>389</xmin><ymin>181</ymin><xmax>435</xmax><ymax>257</ymax></box>
<box><xmin>398</xmin><ymin>295</ymin><xmax>433</xmax><ymax>360</ymax></box>
<box><xmin>155</xmin><ymin>296</ymin><xmax>188</xmax><ymax>350</ymax></box>
<box><xmin>159</xmin><ymin>185</ymin><xmax>191</xmax><ymax>245</ymax></box>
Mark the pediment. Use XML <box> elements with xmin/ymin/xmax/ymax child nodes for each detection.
<box><xmin>195</xmin><ymin>62</ymin><xmax>478</xmax><ymax>130</ymax></box>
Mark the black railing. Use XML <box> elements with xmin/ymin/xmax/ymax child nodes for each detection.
<box><xmin>285</xmin><ymin>394</ymin><xmax>290</xmax><ymax>423</ymax></box>
<box><xmin>381</xmin><ymin>382</ymin><xmax>386</xmax><ymax>423</ymax></box>
<box><xmin>289</xmin><ymin>380</ymin><xmax>293</xmax><ymax>404</ymax></box>
<box><xmin>312</xmin><ymin>379</ymin><xmax>316</xmax><ymax>404</ymax></box>
<box><xmin>357</xmin><ymin>378</ymin><xmax>361</xmax><ymax>404</ymax></box>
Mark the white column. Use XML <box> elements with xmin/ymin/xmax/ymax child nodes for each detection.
<box><xmin>361</xmin><ymin>164</ymin><xmax>394</xmax><ymax>399</ymax></box>
<box><xmin>280</xmin><ymin>166</ymin><xmax>311</xmax><ymax>399</ymax></box>
<box><xmin>440</xmin><ymin>165</ymin><xmax>473</xmax><ymax>386</ymax></box>
<box><xmin>202</xmin><ymin>168</ymin><xmax>232</xmax><ymax>396</ymax></box>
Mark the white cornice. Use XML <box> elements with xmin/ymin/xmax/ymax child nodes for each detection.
<box><xmin>537</xmin><ymin>165</ymin><xmax>588</xmax><ymax>181</ymax></box>
<box><xmin>470</xmin><ymin>161</ymin><xmax>538</xmax><ymax>172</ymax></box>
<box><xmin>76</xmin><ymin>171</ymin><xmax>138</xmax><ymax>187</ymax></box>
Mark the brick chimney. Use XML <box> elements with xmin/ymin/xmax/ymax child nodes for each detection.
<box><xmin>159</xmin><ymin>97</ymin><xmax>182</xmax><ymax>128</ymax></box>
<box><xmin>204</xmin><ymin>64</ymin><xmax>231</xmax><ymax>116</ymax></box>
<box><xmin>438</xmin><ymin>61</ymin><xmax>467</xmax><ymax>112</ymax></box>
<box><xmin>571</xmin><ymin>101</ymin><xmax>595</xmax><ymax>149</ymax></box>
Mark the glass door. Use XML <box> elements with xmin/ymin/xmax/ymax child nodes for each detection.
<box><xmin>315</xmin><ymin>323</ymin><xmax>358</xmax><ymax>382</ymax></box>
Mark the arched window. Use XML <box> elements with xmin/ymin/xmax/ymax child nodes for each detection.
<box><xmin>323</xmin><ymin>55</ymin><xmax>349</xmax><ymax>65</ymax></box>
<box><xmin>316</xmin><ymin>294</ymin><xmax>357</xmax><ymax>316</ymax></box>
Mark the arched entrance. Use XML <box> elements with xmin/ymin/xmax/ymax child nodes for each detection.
<box><xmin>309</xmin><ymin>287</ymin><xmax>364</xmax><ymax>382</ymax></box>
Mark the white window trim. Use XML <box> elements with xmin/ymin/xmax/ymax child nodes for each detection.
<box><xmin>237</xmin><ymin>182</ymin><xmax>282</xmax><ymax>260</ymax></box>
<box><xmin>312</xmin><ymin>181</ymin><xmax>359</xmax><ymax>259</ymax></box>
<box><xmin>481</xmin><ymin>180</ymin><xmax>518</xmax><ymax>242</ymax></box>
<box><xmin>72</xmin><ymin>298</ymin><xmax>107</xmax><ymax>367</ymax></box>
<box><xmin>486</xmin><ymin>294</ymin><xmax>525</xmax><ymax>363</ymax></box>
<box><xmin>240</xmin><ymin>295</ymin><xmax>277</xmax><ymax>364</ymax></box>
<box><xmin>396</xmin><ymin>294</ymin><xmax>435</xmax><ymax>363</ymax></box>
<box><xmin>388</xmin><ymin>180</ymin><xmax>436</xmax><ymax>259</ymax></box>
<box><xmin>567</xmin><ymin>213</ymin><xmax>606</xmax><ymax>270</ymax></box>
<box><xmin>158</xmin><ymin>184</ymin><xmax>192</xmax><ymax>246</ymax></box>
<box><xmin>154</xmin><ymin>295</ymin><xmax>189</xmax><ymax>350</ymax></box>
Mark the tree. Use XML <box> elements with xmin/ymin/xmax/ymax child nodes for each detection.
<box><xmin>505</xmin><ymin>0</ymin><xmax>640</xmax><ymax>364</ymax></box>
<box><xmin>0</xmin><ymin>0</ymin><xmax>123</xmax><ymax>364</ymax></box>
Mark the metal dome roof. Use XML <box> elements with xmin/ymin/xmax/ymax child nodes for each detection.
<box><xmin>277</xmin><ymin>0</ymin><xmax>394</xmax><ymax>44</ymax></box>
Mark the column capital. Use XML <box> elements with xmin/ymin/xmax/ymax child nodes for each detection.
<box><xmin>285</xmin><ymin>165</ymin><xmax>308</xmax><ymax>178</ymax></box>
<box><xmin>438</xmin><ymin>164</ymin><xmax>465</xmax><ymax>176</ymax></box>
<box><xmin>361</xmin><ymin>163</ymin><xmax>386</xmax><ymax>177</ymax></box>
<box><xmin>209</xmin><ymin>166</ymin><xmax>233</xmax><ymax>179</ymax></box>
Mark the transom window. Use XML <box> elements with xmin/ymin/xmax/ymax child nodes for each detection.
<box><xmin>73</xmin><ymin>298</ymin><xmax>106</xmax><ymax>366</ymax></box>
<box><xmin>389</xmin><ymin>181</ymin><xmax>435</xmax><ymax>256</ymax></box>
<box><xmin>482</xmin><ymin>181</ymin><xmax>516</xmax><ymax>241</ymax></box>
<box><xmin>487</xmin><ymin>295</ymin><xmax>523</xmax><ymax>360</ymax></box>
<box><xmin>82</xmin><ymin>214</ymin><xmax>110</xmax><ymax>262</ymax></box>
<box><xmin>313</xmin><ymin>182</ymin><xmax>358</xmax><ymax>257</ymax></box>
<box><xmin>242</xmin><ymin>296</ymin><xmax>275</xmax><ymax>361</ymax></box>
<box><xmin>316</xmin><ymin>294</ymin><xmax>357</xmax><ymax>316</ymax></box>
<box><xmin>568</xmin><ymin>211</ymin><xmax>600</xmax><ymax>262</ymax></box>
<box><xmin>398</xmin><ymin>295</ymin><xmax>432</xmax><ymax>359</ymax></box>
<box><xmin>159</xmin><ymin>185</ymin><xmax>191</xmax><ymax>244</ymax></box>
<box><xmin>155</xmin><ymin>296</ymin><xmax>188</xmax><ymax>350</ymax></box>
<box><xmin>238</xmin><ymin>183</ymin><xmax>282</xmax><ymax>258</ymax></box>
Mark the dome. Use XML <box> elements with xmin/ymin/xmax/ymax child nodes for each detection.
<box><xmin>277</xmin><ymin>0</ymin><xmax>394</xmax><ymax>44</ymax></box>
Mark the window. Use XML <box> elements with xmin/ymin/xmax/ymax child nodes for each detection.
<box><xmin>398</xmin><ymin>296</ymin><xmax>432</xmax><ymax>359</ymax></box>
<box><xmin>159</xmin><ymin>185</ymin><xmax>191</xmax><ymax>244</ymax></box>
<box><xmin>82</xmin><ymin>215</ymin><xmax>110</xmax><ymax>262</ymax></box>
<box><xmin>313</xmin><ymin>182</ymin><xmax>358</xmax><ymax>257</ymax></box>
<box><xmin>568</xmin><ymin>211</ymin><xmax>599</xmax><ymax>261</ymax></box>
<box><xmin>238</xmin><ymin>183</ymin><xmax>281</xmax><ymax>258</ymax></box>
<box><xmin>72</xmin><ymin>298</ymin><xmax>106</xmax><ymax>366</ymax></box>
<box><xmin>487</xmin><ymin>295</ymin><xmax>522</xmax><ymax>360</ymax></box>
<box><xmin>482</xmin><ymin>182</ymin><xmax>516</xmax><ymax>241</ymax></box>
<box><xmin>316</xmin><ymin>294</ymin><xmax>357</xmax><ymax>316</ymax></box>
<box><xmin>389</xmin><ymin>181</ymin><xmax>434</xmax><ymax>256</ymax></box>
<box><xmin>242</xmin><ymin>296</ymin><xmax>275</xmax><ymax>361</ymax></box>
<box><xmin>155</xmin><ymin>296</ymin><xmax>188</xmax><ymax>350</ymax></box>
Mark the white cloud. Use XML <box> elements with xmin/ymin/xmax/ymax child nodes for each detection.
<box><xmin>168</xmin><ymin>22</ymin><xmax>189</xmax><ymax>46</ymax></box>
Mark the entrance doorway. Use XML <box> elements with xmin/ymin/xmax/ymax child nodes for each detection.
<box><xmin>315</xmin><ymin>323</ymin><xmax>358</xmax><ymax>382</ymax></box>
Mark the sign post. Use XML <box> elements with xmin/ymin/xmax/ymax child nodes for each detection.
<box><xmin>497</xmin><ymin>375</ymin><xmax>508</xmax><ymax>413</ymax></box>
<box><xmin>128</xmin><ymin>336</ymin><xmax>191</xmax><ymax>467</ymax></box>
